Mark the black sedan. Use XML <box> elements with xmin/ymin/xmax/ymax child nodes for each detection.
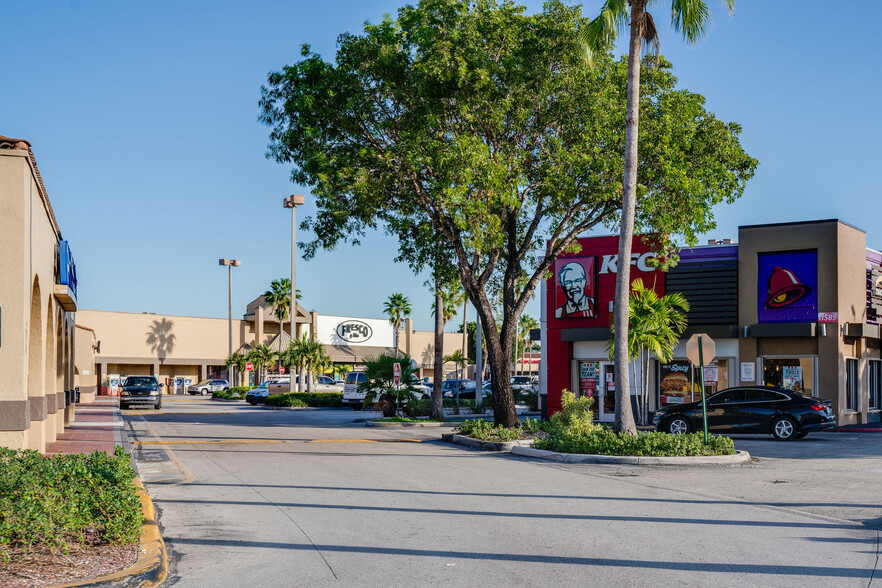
<box><xmin>653</xmin><ymin>386</ymin><xmax>835</xmax><ymax>440</ymax></box>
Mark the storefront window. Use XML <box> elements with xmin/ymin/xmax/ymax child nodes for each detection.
<box><xmin>701</xmin><ymin>359</ymin><xmax>729</xmax><ymax>397</ymax></box>
<box><xmin>762</xmin><ymin>357</ymin><xmax>815</xmax><ymax>396</ymax></box>
<box><xmin>870</xmin><ymin>360</ymin><xmax>881</xmax><ymax>411</ymax></box>
<box><xmin>845</xmin><ymin>358</ymin><xmax>859</xmax><ymax>412</ymax></box>
<box><xmin>658</xmin><ymin>361</ymin><xmax>693</xmax><ymax>407</ymax></box>
<box><xmin>577</xmin><ymin>361</ymin><xmax>600</xmax><ymax>419</ymax></box>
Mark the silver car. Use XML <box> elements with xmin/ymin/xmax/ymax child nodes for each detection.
<box><xmin>187</xmin><ymin>379</ymin><xmax>230</xmax><ymax>395</ymax></box>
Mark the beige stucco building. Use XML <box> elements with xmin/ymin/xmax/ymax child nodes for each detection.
<box><xmin>76</xmin><ymin>299</ymin><xmax>465</xmax><ymax>393</ymax></box>
<box><xmin>0</xmin><ymin>136</ymin><xmax>77</xmax><ymax>451</ymax></box>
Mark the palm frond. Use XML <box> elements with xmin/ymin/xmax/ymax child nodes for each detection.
<box><xmin>580</xmin><ymin>0</ymin><xmax>629</xmax><ymax>64</ymax></box>
<box><xmin>670</xmin><ymin>0</ymin><xmax>712</xmax><ymax>44</ymax></box>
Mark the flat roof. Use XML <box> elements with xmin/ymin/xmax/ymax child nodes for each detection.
<box><xmin>739</xmin><ymin>218</ymin><xmax>865</xmax><ymax>234</ymax></box>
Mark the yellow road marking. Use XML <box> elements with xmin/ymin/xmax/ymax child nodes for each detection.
<box><xmin>308</xmin><ymin>439</ymin><xmax>422</xmax><ymax>443</ymax></box>
<box><xmin>132</xmin><ymin>438</ymin><xmax>423</xmax><ymax>445</ymax></box>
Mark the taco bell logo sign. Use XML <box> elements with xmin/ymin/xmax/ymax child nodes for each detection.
<box><xmin>336</xmin><ymin>320</ymin><xmax>373</xmax><ymax>343</ymax></box>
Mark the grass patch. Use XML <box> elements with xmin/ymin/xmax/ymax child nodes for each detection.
<box><xmin>0</xmin><ymin>446</ymin><xmax>141</xmax><ymax>560</ymax></box>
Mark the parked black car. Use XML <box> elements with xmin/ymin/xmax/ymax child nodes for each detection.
<box><xmin>653</xmin><ymin>386</ymin><xmax>835</xmax><ymax>440</ymax></box>
<box><xmin>120</xmin><ymin>376</ymin><xmax>162</xmax><ymax>410</ymax></box>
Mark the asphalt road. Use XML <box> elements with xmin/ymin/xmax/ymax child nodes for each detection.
<box><xmin>124</xmin><ymin>397</ymin><xmax>881</xmax><ymax>587</ymax></box>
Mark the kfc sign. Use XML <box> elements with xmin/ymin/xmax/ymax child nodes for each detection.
<box><xmin>598</xmin><ymin>252</ymin><xmax>657</xmax><ymax>274</ymax></box>
<box><xmin>548</xmin><ymin>236</ymin><xmax>664</xmax><ymax>324</ymax></box>
<box><xmin>555</xmin><ymin>258</ymin><xmax>596</xmax><ymax>319</ymax></box>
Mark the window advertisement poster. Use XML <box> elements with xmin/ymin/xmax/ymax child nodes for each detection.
<box><xmin>782</xmin><ymin>365</ymin><xmax>804</xmax><ymax>393</ymax></box>
<box><xmin>658</xmin><ymin>361</ymin><xmax>692</xmax><ymax>406</ymax></box>
<box><xmin>703</xmin><ymin>361</ymin><xmax>719</xmax><ymax>385</ymax></box>
<box><xmin>757</xmin><ymin>250</ymin><xmax>818</xmax><ymax>323</ymax></box>
<box><xmin>554</xmin><ymin>257</ymin><xmax>596</xmax><ymax>319</ymax></box>
<box><xmin>579</xmin><ymin>361</ymin><xmax>598</xmax><ymax>398</ymax></box>
<box><xmin>741</xmin><ymin>362</ymin><xmax>756</xmax><ymax>382</ymax></box>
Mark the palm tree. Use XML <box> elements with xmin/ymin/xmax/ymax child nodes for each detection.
<box><xmin>281</xmin><ymin>336</ymin><xmax>309</xmax><ymax>393</ymax></box>
<box><xmin>443</xmin><ymin>349</ymin><xmax>467</xmax><ymax>382</ymax></box>
<box><xmin>606</xmin><ymin>278</ymin><xmax>689</xmax><ymax>425</ymax></box>
<box><xmin>582</xmin><ymin>0</ymin><xmax>733</xmax><ymax>435</ymax></box>
<box><xmin>517</xmin><ymin>315</ymin><xmax>539</xmax><ymax>377</ymax></box>
<box><xmin>226</xmin><ymin>352</ymin><xmax>247</xmax><ymax>386</ymax></box>
<box><xmin>302</xmin><ymin>337</ymin><xmax>331</xmax><ymax>393</ymax></box>
<box><xmin>383</xmin><ymin>293</ymin><xmax>411</xmax><ymax>358</ymax></box>
<box><xmin>247</xmin><ymin>345</ymin><xmax>277</xmax><ymax>385</ymax></box>
<box><xmin>264</xmin><ymin>279</ymin><xmax>303</xmax><ymax>332</ymax></box>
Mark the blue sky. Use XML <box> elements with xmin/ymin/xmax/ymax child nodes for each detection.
<box><xmin>3</xmin><ymin>1</ymin><xmax>880</xmax><ymax>331</ymax></box>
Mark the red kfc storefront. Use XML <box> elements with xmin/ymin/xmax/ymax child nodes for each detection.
<box><xmin>541</xmin><ymin>235</ymin><xmax>666</xmax><ymax>420</ymax></box>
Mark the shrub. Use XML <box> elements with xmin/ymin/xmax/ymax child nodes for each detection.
<box><xmin>212</xmin><ymin>386</ymin><xmax>250</xmax><ymax>400</ymax></box>
<box><xmin>548</xmin><ymin>390</ymin><xmax>599</xmax><ymax>436</ymax></box>
<box><xmin>534</xmin><ymin>427</ymin><xmax>735</xmax><ymax>456</ymax></box>
<box><xmin>454</xmin><ymin>418</ymin><xmax>545</xmax><ymax>442</ymax></box>
<box><xmin>265</xmin><ymin>392</ymin><xmax>342</xmax><ymax>408</ymax></box>
<box><xmin>0</xmin><ymin>446</ymin><xmax>141</xmax><ymax>558</ymax></box>
<box><xmin>523</xmin><ymin>389</ymin><xmax>539</xmax><ymax>411</ymax></box>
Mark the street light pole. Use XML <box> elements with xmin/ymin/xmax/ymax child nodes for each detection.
<box><xmin>283</xmin><ymin>194</ymin><xmax>305</xmax><ymax>390</ymax></box>
<box><xmin>219</xmin><ymin>259</ymin><xmax>241</xmax><ymax>379</ymax></box>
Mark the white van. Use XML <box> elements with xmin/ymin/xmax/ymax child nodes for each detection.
<box><xmin>342</xmin><ymin>372</ymin><xmax>370</xmax><ymax>409</ymax></box>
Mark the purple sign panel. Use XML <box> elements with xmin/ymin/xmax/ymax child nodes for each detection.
<box><xmin>757</xmin><ymin>250</ymin><xmax>818</xmax><ymax>323</ymax></box>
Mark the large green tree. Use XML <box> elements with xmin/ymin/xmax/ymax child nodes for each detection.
<box><xmin>260</xmin><ymin>0</ymin><xmax>756</xmax><ymax>427</ymax></box>
<box><xmin>582</xmin><ymin>0</ymin><xmax>737</xmax><ymax>434</ymax></box>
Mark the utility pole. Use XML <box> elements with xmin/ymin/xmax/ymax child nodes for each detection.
<box><xmin>218</xmin><ymin>259</ymin><xmax>241</xmax><ymax>381</ymax></box>
<box><xmin>283</xmin><ymin>194</ymin><xmax>305</xmax><ymax>390</ymax></box>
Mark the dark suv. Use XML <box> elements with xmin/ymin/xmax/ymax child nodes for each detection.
<box><xmin>120</xmin><ymin>376</ymin><xmax>162</xmax><ymax>410</ymax></box>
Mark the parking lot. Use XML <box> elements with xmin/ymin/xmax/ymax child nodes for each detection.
<box><xmin>126</xmin><ymin>398</ymin><xmax>881</xmax><ymax>587</ymax></box>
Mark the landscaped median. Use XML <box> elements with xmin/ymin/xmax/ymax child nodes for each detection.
<box><xmin>0</xmin><ymin>446</ymin><xmax>167</xmax><ymax>587</ymax></box>
<box><xmin>443</xmin><ymin>392</ymin><xmax>750</xmax><ymax>465</ymax></box>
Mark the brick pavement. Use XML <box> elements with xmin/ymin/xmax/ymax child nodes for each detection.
<box><xmin>44</xmin><ymin>396</ymin><xmax>126</xmax><ymax>455</ymax></box>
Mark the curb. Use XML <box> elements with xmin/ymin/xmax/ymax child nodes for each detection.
<box><xmin>831</xmin><ymin>428</ymin><xmax>882</xmax><ymax>433</ymax></box>
<box><xmin>442</xmin><ymin>433</ymin><xmax>536</xmax><ymax>452</ymax></box>
<box><xmin>510</xmin><ymin>445</ymin><xmax>751</xmax><ymax>465</ymax></box>
<box><xmin>50</xmin><ymin>478</ymin><xmax>167</xmax><ymax>588</ymax></box>
<box><xmin>260</xmin><ymin>406</ymin><xmax>321</xmax><ymax>411</ymax></box>
<box><xmin>209</xmin><ymin>397</ymin><xmax>243</xmax><ymax>403</ymax></box>
<box><xmin>366</xmin><ymin>420</ymin><xmax>458</xmax><ymax>428</ymax></box>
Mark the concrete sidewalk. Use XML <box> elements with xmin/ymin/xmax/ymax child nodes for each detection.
<box><xmin>44</xmin><ymin>396</ymin><xmax>127</xmax><ymax>455</ymax></box>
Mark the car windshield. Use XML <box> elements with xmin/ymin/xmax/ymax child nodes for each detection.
<box><xmin>195</xmin><ymin>380</ymin><xmax>211</xmax><ymax>386</ymax></box>
<box><xmin>124</xmin><ymin>377</ymin><xmax>157</xmax><ymax>387</ymax></box>
<box><xmin>441</xmin><ymin>380</ymin><xmax>461</xmax><ymax>390</ymax></box>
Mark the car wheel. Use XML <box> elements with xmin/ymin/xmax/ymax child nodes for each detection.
<box><xmin>120</xmin><ymin>403</ymin><xmax>129</xmax><ymax>410</ymax></box>
<box><xmin>666</xmin><ymin>416</ymin><xmax>690</xmax><ymax>435</ymax></box>
<box><xmin>772</xmin><ymin>416</ymin><xmax>797</xmax><ymax>441</ymax></box>
<box><xmin>223</xmin><ymin>388</ymin><xmax>229</xmax><ymax>392</ymax></box>
<box><xmin>155</xmin><ymin>400</ymin><xmax>162</xmax><ymax>410</ymax></box>
<box><xmin>351</xmin><ymin>404</ymin><xmax>362</xmax><ymax>411</ymax></box>
<box><xmin>201</xmin><ymin>389</ymin><xmax>207</xmax><ymax>396</ymax></box>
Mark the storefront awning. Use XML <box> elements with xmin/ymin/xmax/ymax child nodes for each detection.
<box><xmin>324</xmin><ymin>344</ymin><xmax>396</xmax><ymax>364</ymax></box>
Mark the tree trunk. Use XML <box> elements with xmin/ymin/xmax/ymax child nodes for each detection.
<box><xmin>471</xmin><ymin>301</ymin><xmax>518</xmax><ymax>427</ymax></box>
<box><xmin>431</xmin><ymin>275</ymin><xmax>445</xmax><ymax>420</ymax></box>
<box><xmin>298</xmin><ymin>366</ymin><xmax>305</xmax><ymax>393</ymax></box>
<box><xmin>612</xmin><ymin>1</ymin><xmax>644</xmax><ymax>436</ymax></box>
<box><xmin>461</xmin><ymin>299</ymin><xmax>468</xmax><ymax>377</ymax></box>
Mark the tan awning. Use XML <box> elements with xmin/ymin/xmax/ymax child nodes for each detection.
<box><xmin>324</xmin><ymin>344</ymin><xmax>396</xmax><ymax>364</ymax></box>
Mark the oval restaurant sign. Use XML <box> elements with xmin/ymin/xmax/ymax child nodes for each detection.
<box><xmin>336</xmin><ymin>320</ymin><xmax>373</xmax><ymax>343</ymax></box>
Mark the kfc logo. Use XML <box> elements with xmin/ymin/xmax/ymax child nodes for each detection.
<box><xmin>555</xmin><ymin>258</ymin><xmax>596</xmax><ymax>319</ymax></box>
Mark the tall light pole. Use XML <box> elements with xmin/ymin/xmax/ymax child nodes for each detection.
<box><xmin>218</xmin><ymin>259</ymin><xmax>241</xmax><ymax>358</ymax></box>
<box><xmin>282</xmin><ymin>195</ymin><xmax>305</xmax><ymax>341</ymax></box>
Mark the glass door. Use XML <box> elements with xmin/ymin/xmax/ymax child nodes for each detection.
<box><xmin>599</xmin><ymin>362</ymin><xmax>616</xmax><ymax>422</ymax></box>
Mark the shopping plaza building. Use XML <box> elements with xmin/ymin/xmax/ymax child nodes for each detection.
<box><xmin>540</xmin><ymin>220</ymin><xmax>882</xmax><ymax>426</ymax></box>
<box><xmin>0</xmin><ymin>136</ymin><xmax>78</xmax><ymax>452</ymax></box>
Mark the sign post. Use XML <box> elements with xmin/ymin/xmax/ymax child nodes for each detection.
<box><xmin>393</xmin><ymin>362</ymin><xmax>402</xmax><ymax>415</ymax></box>
<box><xmin>686</xmin><ymin>334</ymin><xmax>716</xmax><ymax>445</ymax></box>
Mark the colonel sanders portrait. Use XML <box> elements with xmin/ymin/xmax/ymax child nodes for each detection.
<box><xmin>555</xmin><ymin>261</ymin><xmax>595</xmax><ymax>319</ymax></box>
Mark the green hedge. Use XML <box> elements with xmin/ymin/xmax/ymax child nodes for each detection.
<box><xmin>454</xmin><ymin>418</ymin><xmax>543</xmax><ymax>441</ymax></box>
<box><xmin>265</xmin><ymin>392</ymin><xmax>343</xmax><ymax>408</ymax></box>
<box><xmin>212</xmin><ymin>386</ymin><xmax>250</xmax><ymax>400</ymax></box>
<box><xmin>0</xmin><ymin>446</ymin><xmax>141</xmax><ymax>558</ymax></box>
<box><xmin>534</xmin><ymin>427</ymin><xmax>735</xmax><ymax>456</ymax></box>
